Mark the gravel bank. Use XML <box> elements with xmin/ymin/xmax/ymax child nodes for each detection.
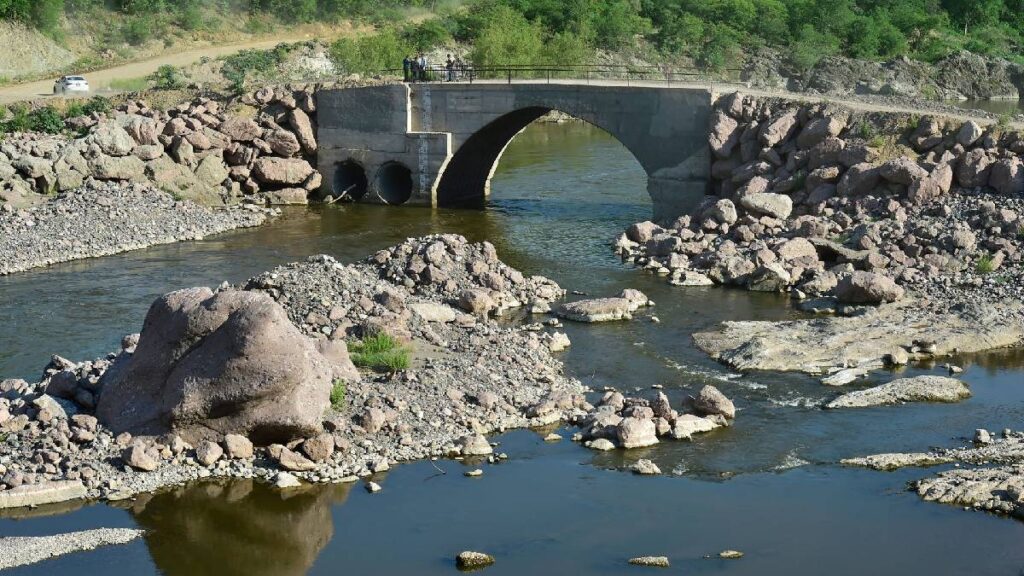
<box><xmin>0</xmin><ymin>235</ymin><xmax>587</xmax><ymax>503</ymax></box>
<box><xmin>0</xmin><ymin>181</ymin><xmax>272</xmax><ymax>276</ymax></box>
<box><xmin>0</xmin><ymin>528</ymin><xmax>144</xmax><ymax>570</ymax></box>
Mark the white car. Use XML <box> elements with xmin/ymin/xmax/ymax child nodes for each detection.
<box><xmin>53</xmin><ymin>76</ymin><xmax>90</xmax><ymax>95</ymax></box>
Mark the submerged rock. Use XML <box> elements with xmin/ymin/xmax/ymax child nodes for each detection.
<box><xmin>825</xmin><ymin>376</ymin><xmax>970</xmax><ymax>408</ymax></box>
<box><xmin>628</xmin><ymin>556</ymin><xmax>670</xmax><ymax>567</ymax></box>
<box><xmin>456</xmin><ymin>551</ymin><xmax>495</xmax><ymax>570</ymax></box>
<box><xmin>631</xmin><ymin>459</ymin><xmax>662</xmax><ymax>475</ymax></box>
<box><xmin>841</xmin><ymin>452</ymin><xmax>953</xmax><ymax>471</ymax></box>
<box><xmin>694</xmin><ymin>300</ymin><xmax>1024</xmax><ymax>374</ymax></box>
<box><xmin>556</xmin><ymin>298</ymin><xmax>634</xmax><ymax>322</ymax></box>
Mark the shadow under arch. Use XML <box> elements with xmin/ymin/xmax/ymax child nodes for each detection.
<box><xmin>435</xmin><ymin>107</ymin><xmax>649</xmax><ymax>208</ymax></box>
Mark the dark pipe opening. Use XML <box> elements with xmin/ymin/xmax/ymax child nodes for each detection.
<box><xmin>331</xmin><ymin>161</ymin><xmax>368</xmax><ymax>201</ymax></box>
<box><xmin>375</xmin><ymin>162</ymin><xmax>413</xmax><ymax>205</ymax></box>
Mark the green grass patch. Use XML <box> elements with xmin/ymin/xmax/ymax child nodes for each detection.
<box><xmin>350</xmin><ymin>333</ymin><xmax>411</xmax><ymax>373</ymax></box>
<box><xmin>330</xmin><ymin>379</ymin><xmax>347</xmax><ymax>410</ymax></box>
<box><xmin>108</xmin><ymin>76</ymin><xmax>149</xmax><ymax>92</ymax></box>
<box><xmin>975</xmin><ymin>254</ymin><xmax>996</xmax><ymax>275</ymax></box>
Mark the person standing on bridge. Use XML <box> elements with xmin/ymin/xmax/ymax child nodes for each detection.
<box><xmin>403</xmin><ymin>54</ymin><xmax>413</xmax><ymax>82</ymax></box>
<box><xmin>445</xmin><ymin>54</ymin><xmax>455</xmax><ymax>82</ymax></box>
<box><xmin>418</xmin><ymin>53</ymin><xmax>429</xmax><ymax>81</ymax></box>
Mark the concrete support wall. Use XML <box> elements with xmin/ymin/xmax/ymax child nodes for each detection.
<box><xmin>317</xmin><ymin>83</ymin><xmax>712</xmax><ymax>219</ymax></box>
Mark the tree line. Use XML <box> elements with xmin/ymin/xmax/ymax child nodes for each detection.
<box><xmin>3</xmin><ymin>0</ymin><xmax>1024</xmax><ymax>71</ymax></box>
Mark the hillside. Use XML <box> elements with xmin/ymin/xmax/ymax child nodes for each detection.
<box><xmin>3</xmin><ymin>1</ymin><xmax>1024</xmax><ymax>75</ymax></box>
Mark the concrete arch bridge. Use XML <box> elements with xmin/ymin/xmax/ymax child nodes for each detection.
<box><xmin>316</xmin><ymin>82</ymin><xmax>713</xmax><ymax>220</ymax></box>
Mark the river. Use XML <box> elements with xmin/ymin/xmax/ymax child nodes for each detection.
<box><xmin>3</xmin><ymin>121</ymin><xmax>1024</xmax><ymax>575</ymax></box>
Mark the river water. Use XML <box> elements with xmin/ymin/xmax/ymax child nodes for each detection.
<box><xmin>3</xmin><ymin>122</ymin><xmax>1024</xmax><ymax>575</ymax></box>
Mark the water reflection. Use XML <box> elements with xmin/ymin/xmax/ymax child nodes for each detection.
<box><xmin>129</xmin><ymin>480</ymin><xmax>349</xmax><ymax>576</ymax></box>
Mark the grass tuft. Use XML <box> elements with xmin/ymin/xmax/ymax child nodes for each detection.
<box><xmin>975</xmin><ymin>254</ymin><xmax>996</xmax><ymax>275</ymax></box>
<box><xmin>350</xmin><ymin>333</ymin><xmax>411</xmax><ymax>373</ymax></box>
<box><xmin>330</xmin><ymin>379</ymin><xmax>347</xmax><ymax>410</ymax></box>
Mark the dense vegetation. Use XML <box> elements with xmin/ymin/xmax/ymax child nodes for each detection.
<box><xmin>3</xmin><ymin>0</ymin><xmax>1024</xmax><ymax>73</ymax></box>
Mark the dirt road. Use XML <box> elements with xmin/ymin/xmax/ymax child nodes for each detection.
<box><xmin>0</xmin><ymin>34</ymin><xmax>324</xmax><ymax>105</ymax></box>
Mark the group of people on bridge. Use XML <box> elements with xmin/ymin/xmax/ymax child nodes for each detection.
<box><xmin>403</xmin><ymin>53</ymin><xmax>470</xmax><ymax>83</ymax></box>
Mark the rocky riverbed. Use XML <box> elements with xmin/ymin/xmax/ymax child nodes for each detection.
<box><xmin>0</xmin><ymin>181</ymin><xmax>271</xmax><ymax>275</ymax></box>
<box><xmin>618</xmin><ymin>92</ymin><xmax>1024</xmax><ymax>375</ymax></box>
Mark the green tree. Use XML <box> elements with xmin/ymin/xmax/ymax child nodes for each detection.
<box><xmin>329</xmin><ymin>28</ymin><xmax>410</xmax><ymax>75</ymax></box>
<box><xmin>468</xmin><ymin>5</ymin><xmax>544</xmax><ymax>68</ymax></box>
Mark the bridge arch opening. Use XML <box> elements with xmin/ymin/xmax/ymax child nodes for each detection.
<box><xmin>375</xmin><ymin>162</ymin><xmax>413</xmax><ymax>205</ymax></box>
<box><xmin>435</xmin><ymin>107</ymin><xmax>648</xmax><ymax>209</ymax></box>
<box><xmin>332</xmin><ymin>160</ymin><xmax>368</xmax><ymax>201</ymax></box>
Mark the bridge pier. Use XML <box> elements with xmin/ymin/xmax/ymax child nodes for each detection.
<box><xmin>316</xmin><ymin>82</ymin><xmax>712</xmax><ymax>220</ymax></box>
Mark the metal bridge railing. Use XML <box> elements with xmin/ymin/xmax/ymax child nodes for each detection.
<box><xmin>386</xmin><ymin>63</ymin><xmax>743</xmax><ymax>89</ymax></box>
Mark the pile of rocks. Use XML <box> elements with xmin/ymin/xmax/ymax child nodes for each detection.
<box><xmin>617</xmin><ymin>92</ymin><xmax>1024</xmax><ymax>310</ymax></box>
<box><xmin>0</xmin><ymin>181</ymin><xmax>269</xmax><ymax>275</ymax></box>
<box><xmin>0</xmin><ymin>84</ymin><xmax>323</xmax><ymax>210</ymax></box>
<box><xmin>569</xmin><ymin>385</ymin><xmax>735</xmax><ymax>451</ymax></box>
<box><xmin>366</xmin><ymin>234</ymin><xmax>566</xmax><ymax>317</ymax></box>
<box><xmin>0</xmin><ymin>236</ymin><xmax>585</xmax><ymax>504</ymax></box>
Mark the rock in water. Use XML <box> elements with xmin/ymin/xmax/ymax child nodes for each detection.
<box><xmin>719</xmin><ymin>550</ymin><xmax>744</xmax><ymax>559</ymax></box>
<box><xmin>692</xmin><ymin>385</ymin><xmax>736</xmax><ymax>419</ymax></box>
<box><xmin>631</xmin><ymin>459</ymin><xmax>662</xmax><ymax>475</ymax></box>
<box><xmin>456</xmin><ymin>551</ymin><xmax>495</xmax><ymax>570</ymax></box>
<box><xmin>616</xmin><ymin>417</ymin><xmax>659</xmax><ymax>449</ymax></box>
<box><xmin>458</xmin><ymin>434</ymin><xmax>493</xmax><ymax>456</ymax></box>
<box><xmin>825</xmin><ymin>376</ymin><xmax>970</xmax><ymax>408</ymax></box>
<box><xmin>96</xmin><ymin>288</ymin><xmax>341</xmax><ymax>444</ymax></box>
<box><xmin>628</xmin><ymin>556</ymin><xmax>670</xmax><ymax>567</ymax></box>
<box><xmin>556</xmin><ymin>298</ymin><xmax>634</xmax><ymax>322</ymax></box>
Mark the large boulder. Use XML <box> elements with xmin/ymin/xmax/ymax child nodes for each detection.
<box><xmin>835</xmin><ymin>271</ymin><xmax>904</xmax><ymax>304</ymax></box>
<box><xmin>759</xmin><ymin>109</ymin><xmax>798</xmax><ymax>148</ymax></box>
<box><xmin>89</xmin><ymin>154</ymin><xmax>145</xmax><ymax>181</ymax></box>
<box><xmin>837</xmin><ymin>163</ymin><xmax>881</xmax><ymax>196</ymax></box>
<box><xmin>878</xmin><ymin>157</ymin><xmax>928</xmax><ymax>186</ymax></box>
<box><xmin>218</xmin><ymin>117</ymin><xmax>262</xmax><ymax>142</ymax></box>
<box><xmin>989</xmin><ymin>157</ymin><xmax>1024</xmax><ymax>195</ymax></box>
<box><xmin>264</xmin><ymin>129</ymin><xmax>302</xmax><ymax>157</ymax></box>
<box><xmin>287</xmin><ymin>109</ymin><xmax>317</xmax><ymax>154</ymax></box>
<box><xmin>123</xmin><ymin>114</ymin><xmax>162</xmax><ymax>146</ymax></box>
<box><xmin>96</xmin><ymin>288</ymin><xmax>339</xmax><ymax>444</ymax></box>
<box><xmin>252</xmin><ymin>157</ymin><xmax>315</xmax><ymax>186</ymax></box>
<box><xmin>907</xmin><ymin>162</ymin><xmax>953</xmax><ymax>205</ymax></box>
<box><xmin>709</xmin><ymin>110</ymin><xmax>740</xmax><ymax>159</ymax></box>
<box><xmin>956</xmin><ymin>148</ymin><xmax>994</xmax><ymax>189</ymax></box>
<box><xmin>739</xmin><ymin>192</ymin><xmax>793</xmax><ymax>220</ymax></box>
<box><xmin>90</xmin><ymin>123</ymin><xmax>135</xmax><ymax>157</ymax></box>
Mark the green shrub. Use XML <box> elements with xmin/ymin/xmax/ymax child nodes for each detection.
<box><xmin>120</xmin><ymin>15</ymin><xmax>154</xmax><ymax>45</ymax></box>
<box><xmin>220</xmin><ymin>43</ymin><xmax>295</xmax><ymax>93</ymax></box>
<box><xmin>975</xmin><ymin>254</ymin><xmax>996</xmax><ymax>274</ymax></box>
<box><xmin>330</xmin><ymin>379</ymin><xmax>347</xmax><ymax>410</ymax></box>
<box><xmin>150</xmin><ymin>64</ymin><xmax>185</xmax><ymax>90</ymax></box>
<box><xmin>82</xmin><ymin>96</ymin><xmax>112</xmax><ymax>115</ymax></box>
<box><xmin>0</xmin><ymin>105</ymin><xmax>65</xmax><ymax>134</ymax></box>
<box><xmin>349</xmin><ymin>333</ymin><xmax>411</xmax><ymax>373</ymax></box>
